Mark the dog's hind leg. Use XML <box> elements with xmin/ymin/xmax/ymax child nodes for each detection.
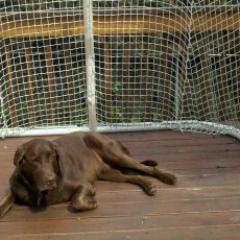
<box><xmin>99</xmin><ymin>166</ymin><xmax>157</xmax><ymax>196</ymax></box>
<box><xmin>84</xmin><ymin>134</ymin><xmax>176</xmax><ymax>185</ymax></box>
<box><xmin>113</xmin><ymin>154</ymin><xmax>177</xmax><ymax>185</ymax></box>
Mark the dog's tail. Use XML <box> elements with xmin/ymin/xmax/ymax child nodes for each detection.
<box><xmin>141</xmin><ymin>160</ymin><xmax>158</xmax><ymax>167</ymax></box>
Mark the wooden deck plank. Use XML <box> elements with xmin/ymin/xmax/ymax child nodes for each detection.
<box><xmin>0</xmin><ymin>137</ymin><xmax>239</xmax><ymax>154</ymax></box>
<box><xmin>13</xmin><ymin>225</ymin><xmax>240</xmax><ymax>240</ymax></box>
<box><xmin>2</xmin><ymin>185</ymin><xmax>240</xmax><ymax>208</ymax></box>
<box><xmin>1</xmin><ymin>212</ymin><xmax>240</xmax><ymax>236</ymax></box>
<box><xmin>0</xmin><ymin>137</ymin><xmax>237</xmax><ymax>153</ymax></box>
<box><xmin>3</xmin><ymin>194</ymin><xmax>240</xmax><ymax>221</ymax></box>
<box><xmin>0</xmin><ymin>130</ymin><xmax>240</xmax><ymax>239</ymax></box>
<box><xmin>95</xmin><ymin>170</ymin><xmax>240</xmax><ymax>191</ymax></box>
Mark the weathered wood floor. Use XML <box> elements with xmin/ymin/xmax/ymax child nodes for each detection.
<box><xmin>0</xmin><ymin>130</ymin><xmax>240</xmax><ymax>239</ymax></box>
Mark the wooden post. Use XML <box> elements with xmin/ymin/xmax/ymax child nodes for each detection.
<box><xmin>220</xmin><ymin>56</ymin><xmax>238</xmax><ymax>120</ymax></box>
<box><xmin>156</xmin><ymin>53</ymin><xmax>175</xmax><ymax>121</ymax></box>
<box><xmin>24</xmin><ymin>44</ymin><xmax>36</xmax><ymax>126</ymax></box>
<box><xmin>63</xmin><ymin>43</ymin><xmax>74</xmax><ymax>124</ymax></box>
<box><xmin>236</xmin><ymin>57</ymin><xmax>240</xmax><ymax>119</ymax></box>
<box><xmin>194</xmin><ymin>34</ymin><xmax>218</xmax><ymax>120</ymax></box>
<box><xmin>3</xmin><ymin>44</ymin><xmax>18</xmax><ymax>127</ymax></box>
<box><xmin>103</xmin><ymin>40</ymin><xmax>112</xmax><ymax>122</ymax></box>
<box><xmin>217</xmin><ymin>56</ymin><xmax>229</xmax><ymax>121</ymax></box>
<box><xmin>143</xmin><ymin>39</ymin><xmax>152</xmax><ymax>122</ymax></box>
<box><xmin>122</xmin><ymin>41</ymin><xmax>132</xmax><ymax>122</ymax></box>
<box><xmin>44</xmin><ymin>45</ymin><xmax>55</xmax><ymax>124</ymax></box>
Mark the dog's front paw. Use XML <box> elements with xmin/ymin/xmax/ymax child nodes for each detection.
<box><xmin>71</xmin><ymin>195</ymin><xmax>97</xmax><ymax>211</ymax></box>
<box><xmin>70</xmin><ymin>186</ymin><xmax>98</xmax><ymax>211</ymax></box>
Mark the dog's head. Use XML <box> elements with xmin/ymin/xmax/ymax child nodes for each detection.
<box><xmin>14</xmin><ymin>139</ymin><xmax>60</xmax><ymax>193</ymax></box>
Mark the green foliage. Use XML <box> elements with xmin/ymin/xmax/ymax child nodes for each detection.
<box><xmin>112</xmin><ymin>106</ymin><xmax>123</xmax><ymax>120</ymax></box>
<box><xmin>112</xmin><ymin>81</ymin><xmax>122</xmax><ymax>93</ymax></box>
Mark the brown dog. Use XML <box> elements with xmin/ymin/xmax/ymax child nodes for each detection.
<box><xmin>10</xmin><ymin>132</ymin><xmax>176</xmax><ymax>211</ymax></box>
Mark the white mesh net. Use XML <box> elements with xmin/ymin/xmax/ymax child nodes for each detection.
<box><xmin>1</xmin><ymin>0</ymin><xmax>240</xmax><ymax>137</ymax></box>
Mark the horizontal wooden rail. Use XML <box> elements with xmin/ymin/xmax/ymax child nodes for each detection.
<box><xmin>0</xmin><ymin>12</ymin><xmax>240</xmax><ymax>38</ymax></box>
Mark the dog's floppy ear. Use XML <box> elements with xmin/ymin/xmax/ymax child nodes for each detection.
<box><xmin>52</xmin><ymin>143</ymin><xmax>60</xmax><ymax>159</ymax></box>
<box><xmin>52</xmin><ymin>143</ymin><xmax>62</xmax><ymax>173</ymax></box>
<box><xmin>13</xmin><ymin>146</ymin><xmax>25</xmax><ymax>166</ymax></box>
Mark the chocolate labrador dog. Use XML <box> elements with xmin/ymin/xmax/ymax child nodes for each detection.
<box><xmin>10</xmin><ymin>132</ymin><xmax>176</xmax><ymax>211</ymax></box>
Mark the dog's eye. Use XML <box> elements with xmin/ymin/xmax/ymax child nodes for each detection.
<box><xmin>19</xmin><ymin>157</ymin><xmax>25</xmax><ymax>166</ymax></box>
<box><xmin>30</xmin><ymin>156</ymin><xmax>37</xmax><ymax>162</ymax></box>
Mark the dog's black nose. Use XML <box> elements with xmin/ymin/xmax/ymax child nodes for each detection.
<box><xmin>47</xmin><ymin>178</ymin><xmax>56</xmax><ymax>187</ymax></box>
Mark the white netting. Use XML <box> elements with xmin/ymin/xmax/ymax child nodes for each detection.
<box><xmin>1</xmin><ymin>0</ymin><xmax>240</xmax><ymax>137</ymax></box>
<box><xmin>0</xmin><ymin>0</ymin><xmax>88</xmax><ymax>133</ymax></box>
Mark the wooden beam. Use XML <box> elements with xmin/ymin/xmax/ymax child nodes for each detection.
<box><xmin>193</xmin><ymin>13</ymin><xmax>240</xmax><ymax>32</ymax></box>
<box><xmin>0</xmin><ymin>18</ymin><xmax>85</xmax><ymax>38</ymax></box>
<box><xmin>1</xmin><ymin>13</ymin><xmax>240</xmax><ymax>39</ymax></box>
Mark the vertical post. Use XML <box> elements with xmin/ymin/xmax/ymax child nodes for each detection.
<box><xmin>63</xmin><ymin>44</ymin><xmax>74</xmax><ymax>124</ymax></box>
<box><xmin>83</xmin><ymin>0</ymin><xmax>97</xmax><ymax>131</ymax></box>
<box><xmin>175</xmin><ymin>58</ymin><xmax>180</xmax><ymax>120</ymax></box>
<box><xmin>25</xmin><ymin>45</ymin><xmax>36</xmax><ymax>126</ymax></box>
<box><xmin>44</xmin><ymin>45</ymin><xmax>55</xmax><ymax>124</ymax></box>
<box><xmin>103</xmin><ymin>41</ymin><xmax>112</xmax><ymax>122</ymax></box>
<box><xmin>4</xmin><ymin>44</ymin><xmax>18</xmax><ymax>127</ymax></box>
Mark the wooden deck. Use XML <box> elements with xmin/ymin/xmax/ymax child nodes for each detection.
<box><xmin>1</xmin><ymin>130</ymin><xmax>240</xmax><ymax>239</ymax></box>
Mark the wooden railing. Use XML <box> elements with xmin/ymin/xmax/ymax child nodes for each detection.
<box><xmin>1</xmin><ymin>7</ymin><xmax>240</xmax><ymax>38</ymax></box>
